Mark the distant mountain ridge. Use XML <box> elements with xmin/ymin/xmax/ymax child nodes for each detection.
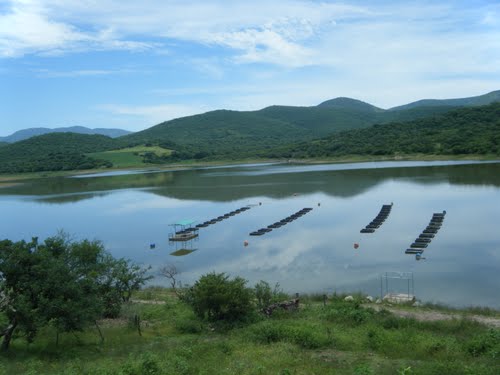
<box><xmin>118</xmin><ymin>90</ymin><xmax>500</xmax><ymax>155</ymax></box>
<box><xmin>1</xmin><ymin>89</ymin><xmax>499</xmax><ymax>174</ymax></box>
<box><xmin>388</xmin><ymin>90</ymin><xmax>500</xmax><ymax>111</ymax></box>
<box><xmin>0</xmin><ymin>126</ymin><xmax>132</xmax><ymax>143</ymax></box>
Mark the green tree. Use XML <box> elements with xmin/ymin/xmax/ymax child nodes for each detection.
<box><xmin>184</xmin><ymin>272</ymin><xmax>254</xmax><ymax>322</ymax></box>
<box><xmin>0</xmin><ymin>234</ymin><xmax>151</xmax><ymax>350</ymax></box>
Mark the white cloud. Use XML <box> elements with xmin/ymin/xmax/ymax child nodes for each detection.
<box><xmin>97</xmin><ymin>103</ymin><xmax>209</xmax><ymax>126</ymax></box>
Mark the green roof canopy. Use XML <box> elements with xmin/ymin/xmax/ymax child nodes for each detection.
<box><xmin>171</xmin><ymin>220</ymin><xmax>196</xmax><ymax>226</ymax></box>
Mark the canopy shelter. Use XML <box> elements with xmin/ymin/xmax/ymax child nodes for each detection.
<box><xmin>169</xmin><ymin>219</ymin><xmax>199</xmax><ymax>242</ymax></box>
<box><xmin>171</xmin><ymin>219</ymin><xmax>196</xmax><ymax>227</ymax></box>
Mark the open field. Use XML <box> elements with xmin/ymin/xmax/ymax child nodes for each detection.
<box><xmin>87</xmin><ymin>146</ymin><xmax>173</xmax><ymax>168</ymax></box>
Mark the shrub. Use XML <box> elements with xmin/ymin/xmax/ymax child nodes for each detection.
<box><xmin>251</xmin><ymin>321</ymin><xmax>330</xmax><ymax>349</ymax></box>
<box><xmin>323</xmin><ymin>301</ymin><xmax>375</xmax><ymax>326</ymax></box>
<box><xmin>466</xmin><ymin>329</ymin><xmax>500</xmax><ymax>357</ymax></box>
<box><xmin>184</xmin><ymin>272</ymin><xmax>255</xmax><ymax>322</ymax></box>
<box><xmin>254</xmin><ymin>280</ymin><xmax>288</xmax><ymax>309</ymax></box>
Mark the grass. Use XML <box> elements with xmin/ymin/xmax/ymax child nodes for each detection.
<box><xmin>87</xmin><ymin>145</ymin><xmax>172</xmax><ymax>168</ymax></box>
<box><xmin>1</xmin><ymin>288</ymin><xmax>498</xmax><ymax>375</ymax></box>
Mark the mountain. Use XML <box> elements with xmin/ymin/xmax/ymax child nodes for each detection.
<box><xmin>0</xmin><ymin>133</ymin><xmax>116</xmax><ymax>173</ymax></box>
<box><xmin>317</xmin><ymin>97</ymin><xmax>383</xmax><ymax>112</ymax></box>
<box><xmin>268</xmin><ymin>103</ymin><xmax>500</xmax><ymax>158</ymax></box>
<box><xmin>117</xmin><ymin>99</ymin><xmax>462</xmax><ymax>157</ymax></box>
<box><xmin>116</xmin><ymin>110</ymin><xmax>310</xmax><ymax>158</ymax></box>
<box><xmin>388</xmin><ymin>90</ymin><xmax>500</xmax><ymax>111</ymax></box>
<box><xmin>0</xmin><ymin>126</ymin><xmax>132</xmax><ymax>143</ymax></box>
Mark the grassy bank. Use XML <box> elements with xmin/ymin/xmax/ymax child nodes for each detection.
<box><xmin>1</xmin><ymin>289</ymin><xmax>498</xmax><ymax>375</ymax></box>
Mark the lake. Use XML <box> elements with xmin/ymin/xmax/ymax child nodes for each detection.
<box><xmin>1</xmin><ymin>160</ymin><xmax>500</xmax><ymax>308</ymax></box>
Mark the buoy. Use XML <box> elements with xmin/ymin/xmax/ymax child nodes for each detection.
<box><xmin>353</xmin><ymin>243</ymin><xmax>359</xmax><ymax>249</ymax></box>
<box><xmin>243</xmin><ymin>240</ymin><xmax>249</xmax><ymax>247</ymax></box>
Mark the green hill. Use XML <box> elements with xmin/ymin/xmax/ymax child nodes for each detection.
<box><xmin>389</xmin><ymin>90</ymin><xmax>500</xmax><ymax>111</ymax></box>
<box><xmin>0</xmin><ymin>133</ymin><xmax>116</xmax><ymax>173</ymax></box>
<box><xmin>117</xmin><ymin>109</ymin><xmax>310</xmax><ymax>159</ymax></box>
<box><xmin>116</xmin><ymin>91</ymin><xmax>500</xmax><ymax>159</ymax></box>
<box><xmin>317</xmin><ymin>97</ymin><xmax>384</xmax><ymax>112</ymax></box>
<box><xmin>0</xmin><ymin>126</ymin><xmax>132</xmax><ymax>143</ymax></box>
<box><xmin>268</xmin><ymin>103</ymin><xmax>500</xmax><ymax>158</ymax></box>
<box><xmin>3</xmin><ymin>90</ymin><xmax>500</xmax><ymax>173</ymax></box>
<box><xmin>116</xmin><ymin>102</ymin><xmax>466</xmax><ymax>159</ymax></box>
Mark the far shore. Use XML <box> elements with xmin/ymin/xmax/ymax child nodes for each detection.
<box><xmin>1</xmin><ymin>154</ymin><xmax>499</xmax><ymax>185</ymax></box>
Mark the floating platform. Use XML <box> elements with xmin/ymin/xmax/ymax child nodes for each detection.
<box><xmin>405</xmin><ymin>248</ymin><xmax>424</xmax><ymax>254</ymax></box>
<box><xmin>360</xmin><ymin>203</ymin><xmax>393</xmax><ymax>234</ymax></box>
<box><xmin>249</xmin><ymin>207</ymin><xmax>313</xmax><ymax>237</ymax></box>
<box><xmin>169</xmin><ymin>232</ymin><xmax>199</xmax><ymax>241</ymax></box>
<box><xmin>415</xmin><ymin>238</ymin><xmax>432</xmax><ymax>243</ymax></box>
<box><xmin>423</xmin><ymin>229</ymin><xmax>438</xmax><ymax>234</ymax></box>
<box><xmin>411</xmin><ymin>243</ymin><xmax>428</xmax><ymax>248</ymax></box>
<box><xmin>360</xmin><ymin>228</ymin><xmax>375</xmax><ymax>233</ymax></box>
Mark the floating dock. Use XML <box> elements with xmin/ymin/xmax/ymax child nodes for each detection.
<box><xmin>360</xmin><ymin>203</ymin><xmax>393</xmax><ymax>234</ymax></box>
<box><xmin>195</xmin><ymin>206</ymin><xmax>252</xmax><ymax>229</ymax></box>
<box><xmin>249</xmin><ymin>207</ymin><xmax>313</xmax><ymax>237</ymax></box>
<box><xmin>405</xmin><ymin>210</ymin><xmax>446</xmax><ymax>257</ymax></box>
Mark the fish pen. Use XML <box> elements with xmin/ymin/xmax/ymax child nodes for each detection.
<box><xmin>404</xmin><ymin>210</ymin><xmax>446</xmax><ymax>257</ymax></box>
<box><xmin>249</xmin><ymin>207</ymin><xmax>313</xmax><ymax>236</ymax></box>
<box><xmin>360</xmin><ymin>203</ymin><xmax>393</xmax><ymax>234</ymax></box>
<box><xmin>380</xmin><ymin>271</ymin><xmax>415</xmax><ymax>303</ymax></box>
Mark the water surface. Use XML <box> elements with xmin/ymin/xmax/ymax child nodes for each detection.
<box><xmin>1</xmin><ymin>160</ymin><xmax>499</xmax><ymax>308</ymax></box>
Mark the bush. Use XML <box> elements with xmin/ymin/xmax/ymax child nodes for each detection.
<box><xmin>251</xmin><ymin>321</ymin><xmax>330</xmax><ymax>349</ymax></box>
<box><xmin>466</xmin><ymin>329</ymin><xmax>500</xmax><ymax>357</ymax></box>
<box><xmin>184</xmin><ymin>272</ymin><xmax>255</xmax><ymax>322</ymax></box>
<box><xmin>254</xmin><ymin>280</ymin><xmax>288</xmax><ymax>309</ymax></box>
<box><xmin>323</xmin><ymin>301</ymin><xmax>375</xmax><ymax>326</ymax></box>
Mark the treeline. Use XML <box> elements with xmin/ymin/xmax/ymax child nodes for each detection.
<box><xmin>263</xmin><ymin>103</ymin><xmax>500</xmax><ymax>158</ymax></box>
<box><xmin>0</xmin><ymin>234</ymin><xmax>150</xmax><ymax>351</ymax></box>
<box><xmin>0</xmin><ymin>133</ymin><xmax>115</xmax><ymax>173</ymax></box>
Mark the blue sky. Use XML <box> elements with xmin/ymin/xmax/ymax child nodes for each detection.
<box><xmin>1</xmin><ymin>0</ymin><xmax>499</xmax><ymax>136</ymax></box>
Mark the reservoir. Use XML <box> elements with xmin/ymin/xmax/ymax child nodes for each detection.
<box><xmin>1</xmin><ymin>160</ymin><xmax>499</xmax><ymax>308</ymax></box>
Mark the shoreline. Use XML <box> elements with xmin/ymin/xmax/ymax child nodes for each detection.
<box><xmin>1</xmin><ymin>154</ymin><xmax>499</xmax><ymax>184</ymax></box>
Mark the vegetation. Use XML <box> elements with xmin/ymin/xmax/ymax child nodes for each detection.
<box><xmin>116</xmin><ymin>102</ymin><xmax>462</xmax><ymax>161</ymax></box>
<box><xmin>0</xmin><ymin>133</ymin><xmax>115</xmax><ymax>173</ymax></box>
<box><xmin>0</xmin><ymin>278</ymin><xmax>498</xmax><ymax>374</ymax></box>
<box><xmin>266</xmin><ymin>103</ymin><xmax>500</xmax><ymax>159</ymax></box>
<box><xmin>0</xmin><ymin>234</ymin><xmax>151</xmax><ymax>351</ymax></box>
<box><xmin>0</xmin><ymin>126</ymin><xmax>131</xmax><ymax>143</ymax></box>
<box><xmin>1</xmin><ymin>94</ymin><xmax>499</xmax><ymax>174</ymax></box>
<box><xmin>182</xmin><ymin>272</ymin><xmax>255</xmax><ymax>323</ymax></box>
<box><xmin>87</xmin><ymin>145</ymin><xmax>172</xmax><ymax>168</ymax></box>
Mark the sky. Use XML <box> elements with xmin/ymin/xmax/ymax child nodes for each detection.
<box><xmin>1</xmin><ymin>0</ymin><xmax>499</xmax><ymax>136</ymax></box>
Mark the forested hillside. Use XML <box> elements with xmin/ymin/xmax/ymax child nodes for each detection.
<box><xmin>116</xmin><ymin>110</ymin><xmax>310</xmax><ymax>159</ymax></box>
<box><xmin>390</xmin><ymin>89</ymin><xmax>500</xmax><ymax>111</ymax></box>
<box><xmin>265</xmin><ymin>103</ymin><xmax>500</xmax><ymax>158</ymax></box>
<box><xmin>0</xmin><ymin>126</ymin><xmax>132</xmax><ymax>143</ymax></box>
<box><xmin>0</xmin><ymin>133</ymin><xmax>115</xmax><ymax>173</ymax></box>
<box><xmin>1</xmin><ymin>91</ymin><xmax>499</xmax><ymax>173</ymax></box>
<box><xmin>116</xmin><ymin>100</ymin><xmax>465</xmax><ymax>158</ymax></box>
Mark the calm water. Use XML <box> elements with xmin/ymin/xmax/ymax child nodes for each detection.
<box><xmin>1</xmin><ymin>160</ymin><xmax>500</xmax><ymax>308</ymax></box>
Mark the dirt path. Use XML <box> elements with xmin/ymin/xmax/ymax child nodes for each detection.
<box><xmin>368</xmin><ymin>305</ymin><xmax>500</xmax><ymax>328</ymax></box>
